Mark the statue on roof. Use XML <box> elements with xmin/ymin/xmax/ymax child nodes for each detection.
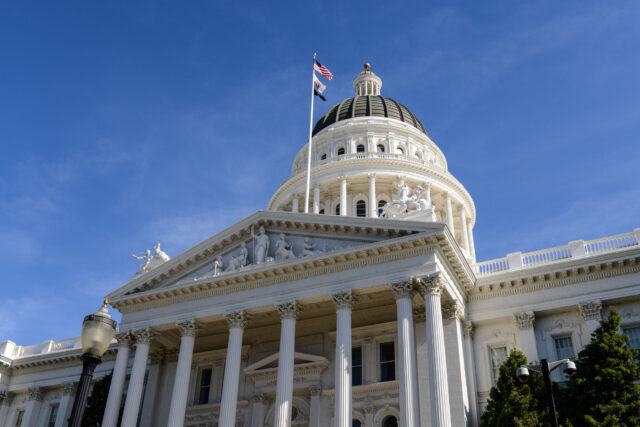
<box><xmin>132</xmin><ymin>243</ymin><xmax>171</xmax><ymax>275</ymax></box>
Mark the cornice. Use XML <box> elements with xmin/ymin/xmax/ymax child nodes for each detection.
<box><xmin>469</xmin><ymin>257</ymin><xmax>640</xmax><ymax>301</ymax></box>
<box><xmin>9</xmin><ymin>347</ymin><xmax>116</xmax><ymax>370</ymax></box>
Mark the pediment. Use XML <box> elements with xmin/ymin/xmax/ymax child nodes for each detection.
<box><xmin>244</xmin><ymin>351</ymin><xmax>329</xmax><ymax>374</ymax></box>
<box><xmin>106</xmin><ymin>210</ymin><xmax>473</xmax><ymax>309</ymax></box>
<box><xmin>244</xmin><ymin>351</ymin><xmax>330</xmax><ymax>385</ymax></box>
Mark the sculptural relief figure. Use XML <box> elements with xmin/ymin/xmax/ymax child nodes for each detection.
<box><xmin>212</xmin><ymin>256</ymin><xmax>223</xmax><ymax>276</ymax></box>
<box><xmin>397</xmin><ymin>182</ymin><xmax>410</xmax><ymax>203</ymax></box>
<box><xmin>253</xmin><ymin>226</ymin><xmax>270</xmax><ymax>264</ymax></box>
<box><xmin>275</xmin><ymin>233</ymin><xmax>296</xmax><ymax>260</ymax></box>
<box><xmin>132</xmin><ymin>243</ymin><xmax>171</xmax><ymax>275</ymax></box>
<box><xmin>408</xmin><ymin>185</ymin><xmax>431</xmax><ymax>211</ymax></box>
<box><xmin>132</xmin><ymin>250</ymin><xmax>153</xmax><ymax>275</ymax></box>
<box><xmin>226</xmin><ymin>242</ymin><xmax>248</xmax><ymax>272</ymax></box>
<box><xmin>382</xmin><ymin>181</ymin><xmax>411</xmax><ymax>217</ymax></box>
<box><xmin>300</xmin><ymin>237</ymin><xmax>322</xmax><ymax>257</ymax></box>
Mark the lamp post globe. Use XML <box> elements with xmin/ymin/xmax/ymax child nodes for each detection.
<box><xmin>68</xmin><ymin>300</ymin><xmax>117</xmax><ymax>427</ymax></box>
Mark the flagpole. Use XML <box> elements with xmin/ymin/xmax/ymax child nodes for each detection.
<box><xmin>304</xmin><ymin>53</ymin><xmax>316</xmax><ymax>214</ymax></box>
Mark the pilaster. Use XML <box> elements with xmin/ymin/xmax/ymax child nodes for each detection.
<box><xmin>513</xmin><ymin>311</ymin><xmax>538</xmax><ymax>361</ymax></box>
<box><xmin>442</xmin><ymin>301</ymin><xmax>470</xmax><ymax>427</ymax></box>
<box><xmin>579</xmin><ymin>300</ymin><xmax>602</xmax><ymax>339</ymax></box>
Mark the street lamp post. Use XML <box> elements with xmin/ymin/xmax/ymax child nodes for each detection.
<box><xmin>516</xmin><ymin>358</ymin><xmax>577</xmax><ymax>427</ymax></box>
<box><xmin>68</xmin><ymin>300</ymin><xmax>117</xmax><ymax>427</ymax></box>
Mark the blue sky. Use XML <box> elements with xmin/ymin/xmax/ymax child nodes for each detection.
<box><xmin>1</xmin><ymin>1</ymin><xmax>639</xmax><ymax>345</ymax></box>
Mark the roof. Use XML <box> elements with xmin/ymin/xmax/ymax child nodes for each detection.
<box><xmin>312</xmin><ymin>95</ymin><xmax>427</xmax><ymax>136</ymax></box>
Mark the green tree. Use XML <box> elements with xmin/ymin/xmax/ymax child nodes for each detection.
<box><xmin>480</xmin><ymin>350</ymin><xmax>548</xmax><ymax>427</ymax></box>
<box><xmin>561</xmin><ymin>308</ymin><xmax>640</xmax><ymax>426</ymax></box>
<box><xmin>81</xmin><ymin>371</ymin><xmax>112</xmax><ymax>427</ymax></box>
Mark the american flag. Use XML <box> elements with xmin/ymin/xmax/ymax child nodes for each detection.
<box><xmin>314</xmin><ymin>59</ymin><xmax>333</xmax><ymax>80</ymax></box>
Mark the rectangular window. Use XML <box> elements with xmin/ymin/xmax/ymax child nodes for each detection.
<box><xmin>352</xmin><ymin>347</ymin><xmax>362</xmax><ymax>386</ymax></box>
<box><xmin>554</xmin><ymin>336</ymin><xmax>575</xmax><ymax>381</ymax></box>
<box><xmin>15</xmin><ymin>411</ymin><xmax>24</xmax><ymax>427</ymax></box>
<box><xmin>623</xmin><ymin>326</ymin><xmax>640</xmax><ymax>361</ymax></box>
<box><xmin>490</xmin><ymin>346</ymin><xmax>508</xmax><ymax>384</ymax></box>
<box><xmin>379</xmin><ymin>342</ymin><xmax>395</xmax><ymax>382</ymax></box>
<box><xmin>48</xmin><ymin>405</ymin><xmax>59</xmax><ymax>427</ymax></box>
<box><xmin>198</xmin><ymin>368</ymin><xmax>212</xmax><ymax>404</ymax></box>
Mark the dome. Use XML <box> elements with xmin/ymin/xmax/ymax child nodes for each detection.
<box><xmin>312</xmin><ymin>95</ymin><xmax>428</xmax><ymax>136</ymax></box>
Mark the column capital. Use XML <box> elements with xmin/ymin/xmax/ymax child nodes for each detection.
<box><xmin>418</xmin><ymin>273</ymin><xmax>445</xmax><ymax>296</ymax></box>
<box><xmin>513</xmin><ymin>311</ymin><xmax>535</xmax><ymax>330</ymax></box>
<box><xmin>390</xmin><ymin>279</ymin><xmax>415</xmax><ymax>300</ymax></box>
<box><xmin>463</xmin><ymin>320</ymin><xmax>474</xmax><ymax>338</ymax></box>
<box><xmin>224</xmin><ymin>310</ymin><xmax>248</xmax><ymax>329</ymax></box>
<box><xmin>62</xmin><ymin>381</ymin><xmax>76</xmax><ymax>396</ymax></box>
<box><xmin>275</xmin><ymin>301</ymin><xmax>302</xmax><ymax>319</ymax></box>
<box><xmin>413</xmin><ymin>307</ymin><xmax>426</xmax><ymax>322</ymax></box>
<box><xmin>309</xmin><ymin>385</ymin><xmax>322</xmax><ymax>397</ymax></box>
<box><xmin>252</xmin><ymin>394</ymin><xmax>267</xmax><ymax>404</ymax></box>
<box><xmin>579</xmin><ymin>300</ymin><xmax>602</xmax><ymax>321</ymax></box>
<box><xmin>115</xmin><ymin>331</ymin><xmax>133</xmax><ymax>346</ymax></box>
<box><xmin>442</xmin><ymin>301</ymin><xmax>464</xmax><ymax>320</ymax></box>
<box><xmin>132</xmin><ymin>327</ymin><xmax>154</xmax><ymax>345</ymax></box>
<box><xmin>338</xmin><ymin>175</ymin><xmax>347</xmax><ymax>181</ymax></box>
<box><xmin>364</xmin><ymin>405</ymin><xmax>376</xmax><ymax>414</ymax></box>
<box><xmin>367</xmin><ymin>172</ymin><xmax>376</xmax><ymax>181</ymax></box>
<box><xmin>176</xmin><ymin>319</ymin><xmax>199</xmax><ymax>337</ymax></box>
<box><xmin>27</xmin><ymin>386</ymin><xmax>43</xmax><ymax>402</ymax></box>
<box><xmin>331</xmin><ymin>290</ymin><xmax>358</xmax><ymax>310</ymax></box>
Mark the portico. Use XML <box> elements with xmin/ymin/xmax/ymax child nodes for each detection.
<box><xmin>101</xmin><ymin>211</ymin><xmax>474</xmax><ymax>426</ymax></box>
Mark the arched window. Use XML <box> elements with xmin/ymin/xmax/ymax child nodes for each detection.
<box><xmin>382</xmin><ymin>416</ymin><xmax>398</xmax><ymax>427</ymax></box>
<box><xmin>319</xmin><ymin>209</ymin><xmax>325</xmax><ymax>215</ymax></box>
<box><xmin>397</xmin><ymin>147</ymin><xmax>404</xmax><ymax>155</ymax></box>
<box><xmin>356</xmin><ymin>200</ymin><xmax>366</xmax><ymax>217</ymax></box>
<box><xmin>377</xmin><ymin>144</ymin><xmax>385</xmax><ymax>152</ymax></box>
<box><xmin>337</xmin><ymin>147</ymin><xmax>345</xmax><ymax>155</ymax></box>
<box><xmin>378</xmin><ymin>200</ymin><xmax>387</xmax><ymax>216</ymax></box>
<box><xmin>415</xmin><ymin>151</ymin><xmax>421</xmax><ymax>159</ymax></box>
<box><xmin>320</xmin><ymin>153</ymin><xmax>327</xmax><ymax>160</ymax></box>
<box><xmin>352</xmin><ymin>420</ymin><xmax>362</xmax><ymax>427</ymax></box>
<box><xmin>335</xmin><ymin>204</ymin><xmax>341</xmax><ymax>216</ymax></box>
<box><xmin>356</xmin><ymin>144</ymin><xmax>365</xmax><ymax>153</ymax></box>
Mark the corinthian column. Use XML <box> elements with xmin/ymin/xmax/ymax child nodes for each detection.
<box><xmin>390</xmin><ymin>280</ymin><xmax>419</xmax><ymax>427</ymax></box>
<box><xmin>419</xmin><ymin>274</ymin><xmax>451</xmax><ymax>427</ymax></box>
<box><xmin>219</xmin><ymin>311</ymin><xmax>248</xmax><ymax>427</ymax></box>
<box><xmin>121</xmin><ymin>327</ymin><xmax>153</xmax><ymax>427</ymax></box>
<box><xmin>0</xmin><ymin>391</ymin><xmax>12</xmax><ymax>426</ymax></box>
<box><xmin>332</xmin><ymin>290</ymin><xmax>357</xmax><ymax>427</ymax></box>
<box><xmin>313</xmin><ymin>186</ymin><xmax>321</xmax><ymax>214</ymax></box>
<box><xmin>167</xmin><ymin>320</ymin><xmax>199</xmax><ymax>427</ymax></box>
<box><xmin>102</xmin><ymin>332</ymin><xmax>133</xmax><ymax>427</ymax></box>
<box><xmin>274</xmin><ymin>301</ymin><xmax>301</xmax><ymax>427</ymax></box>
<box><xmin>579</xmin><ymin>301</ymin><xmax>602</xmax><ymax>339</ymax></box>
<box><xmin>22</xmin><ymin>386</ymin><xmax>43</xmax><ymax>427</ymax></box>
<box><xmin>339</xmin><ymin>176</ymin><xmax>347</xmax><ymax>216</ymax></box>
<box><xmin>368</xmin><ymin>173</ymin><xmax>377</xmax><ymax>218</ymax></box>
<box><xmin>513</xmin><ymin>311</ymin><xmax>538</xmax><ymax>361</ymax></box>
<box><xmin>445</xmin><ymin>194</ymin><xmax>455</xmax><ymax>235</ymax></box>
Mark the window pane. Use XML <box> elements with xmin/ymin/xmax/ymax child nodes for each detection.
<box><xmin>554</xmin><ymin>337</ymin><xmax>575</xmax><ymax>360</ymax></box>
<box><xmin>335</xmin><ymin>204</ymin><xmax>340</xmax><ymax>216</ymax></box>
<box><xmin>48</xmin><ymin>406</ymin><xmax>58</xmax><ymax>427</ymax></box>
<box><xmin>338</xmin><ymin>147</ymin><xmax>345</xmax><ymax>155</ymax></box>
<box><xmin>380</xmin><ymin>342</ymin><xmax>395</xmax><ymax>382</ymax></box>
<box><xmin>198</xmin><ymin>368</ymin><xmax>212</xmax><ymax>404</ymax></box>
<box><xmin>378</xmin><ymin>200</ymin><xmax>387</xmax><ymax>216</ymax></box>
<box><xmin>624</xmin><ymin>326</ymin><xmax>640</xmax><ymax>351</ymax></box>
<box><xmin>356</xmin><ymin>200</ymin><xmax>366</xmax><ymax>217</ymax></box>
<box><xmin>490</xmin><ymin>346</ymin><xmax>507</xmax><ymax>383</ymax></box>
<box><xmin>352</xmin><ymin>347</ymin><xmax>362</xmax><ymax>386</ymax></box>
<box><xmin>356</xmin><ymin>144</ymin><xmax>365</xmax><ymax>152</ymax></box>
<box><xmin>15</xmin><ymin>411</ymin><xmax>24</xmax><ymax>427</ymax></box>
<box><xmin>377</xmin><ymin>144</ymin><xmax>385</xmax><ymax>152</ymax></box>
<box><xmin>383</xmin><ymin>416</ymin><xmax>398</xmax><ymax>427</ymax></box>
<box><xmin>353</xmin><ymin>420</ymin><xmax>362</xmax><ymax>427</ymax></box>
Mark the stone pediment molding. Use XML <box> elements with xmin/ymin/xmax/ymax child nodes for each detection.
<box><xmin>107</xmin><ymin>212</ymin><xmax>475</xmax><ymax>311</ymax></box>
<box><xmin>244</xmin><ymin>351</ymin><xmax>329</xmax><ymax>383</ymax></box>
<box><xmin>470</xmin><ymin>253</ymin><xmax>640</xmax><ymax>301</ymax></box>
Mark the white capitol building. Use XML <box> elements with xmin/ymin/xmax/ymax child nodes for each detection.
<box><xmin>2</xmin><ymin>65</ymin><xmax>640</xmax><ymax>427</ymax></box>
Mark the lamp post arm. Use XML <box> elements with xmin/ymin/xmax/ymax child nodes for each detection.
<box><xmin>548</xmin><ymin>358</ymin><xmax>571</xmax><ymax>372</ymax></box>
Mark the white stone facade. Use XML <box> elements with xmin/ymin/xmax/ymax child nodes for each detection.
<box><xmin>1</xmin><ymin>67</ymin><xmax>639</xmax><ymax>427</ymax></box>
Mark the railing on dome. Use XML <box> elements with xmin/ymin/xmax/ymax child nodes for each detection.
<box><xmin>475</xmin><ymin>230</ymin><xmax>640</xmax><ymax>277</ymax></box>
<box><xmin>293</xmin><ymin>152</ymin><xmax>444</xmax><ymax>174</ymax></box>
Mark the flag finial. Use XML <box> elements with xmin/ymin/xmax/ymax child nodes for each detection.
<box><xmin>364</xmin><ymin>62</ymin><xmax>371</xmax><ymax>72</ymax></box>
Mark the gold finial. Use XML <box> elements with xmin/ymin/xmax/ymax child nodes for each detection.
<box><xmin>364</xmin><ymin>62</ymin><xmax>371</xmax><ymax>72</ymax></box>
<box><xmin>313</xmin><ymin>52</ymin><xmax>317</xmax><ymax>58</ymax></box>
<box><xmin>103</xmin><ymin>298</ymin><xmax>109</xmax><ymax>307</ymax></box>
